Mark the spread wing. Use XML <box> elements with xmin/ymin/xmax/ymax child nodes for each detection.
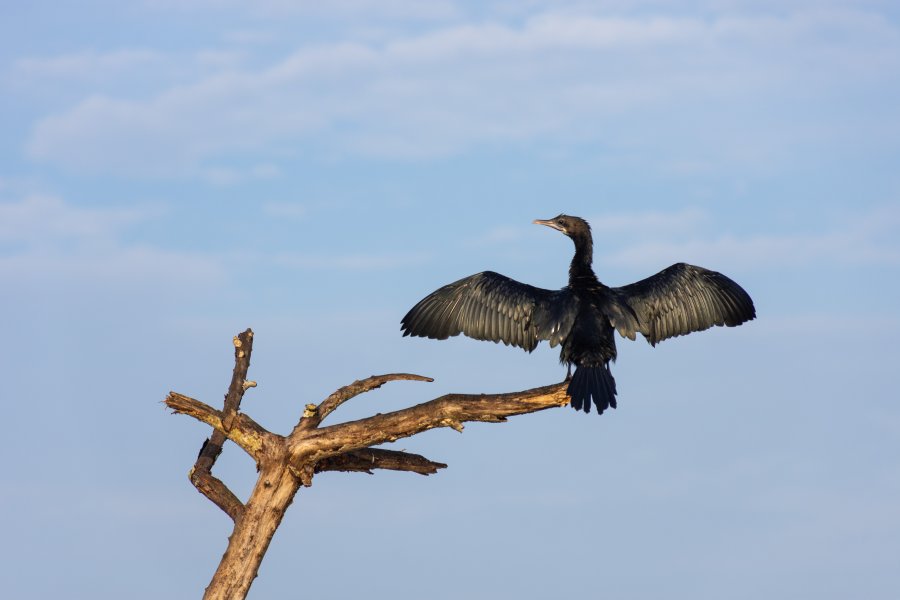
<box><xmin>401</xmin><ymin>271</ymin><xmax>578</xmax><ymax>351</ymax></box>
<box><xmin>613</xmin><ymin>263</ymin><xmax>756</xmax><ymax>346</ymax></box>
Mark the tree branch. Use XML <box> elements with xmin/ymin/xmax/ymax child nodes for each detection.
<box><xmin>289</xmin><ymin>382</ymin><xmax>570</xmax><ymax>465</ymax></box>
<box><xmin>165</xmin><ymin>329</ymin><xmax>572</xmax><ymax>599</ymax></box>
<box><xmin>221</xmin><ymin>329</ymin><xmax>256</xmax><ymax>430</ymax></box>
<box><xmin>292</xmin><ymin>373</ymin><xmax>433</xmax><ymax>434</ymax></box>
<box><xmin>189</xmin><ymin>448</ymin><xmax>245</xmax><ymax>522</ymax></box>
<box><xmin>315</xmin><ymin>448</ymin><xmax>447</xmax><ymax>476</ymax></box>
<box><xmin>179</xmin><ymin>329</ymin><xmax>257</xmax><ymax>521</ymax></box>
<box><xmin>166</xmin><ymin>392</ymin><xmax>278</xmax><ymax>461</ymax></box>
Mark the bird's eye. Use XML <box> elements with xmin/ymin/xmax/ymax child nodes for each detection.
<box><xmin>557</xmin><ymin>219</ymin><xmax>564</xmax><ymax>225</ymax></box>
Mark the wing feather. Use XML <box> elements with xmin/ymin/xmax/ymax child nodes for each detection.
<box><xmin>614</xmin><ymin>263</ymin><xmax>755</xmax><ymax>346</ymax></box>
<box><xmin>401</xmin><ymin>271</ymin><xmax>578</xmax><ymax>352</ymax></box>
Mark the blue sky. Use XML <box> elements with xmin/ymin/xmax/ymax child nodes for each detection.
<box><xmin>2</xmin><ymin>1</ymin><xmax>899</xmax><ymax>598</ymax></box>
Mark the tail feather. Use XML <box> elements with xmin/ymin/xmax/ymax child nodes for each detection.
<box><xmin>567</xmin><ymin>365</ymin><xmax>618</xmax><ymax>415</ymax></box>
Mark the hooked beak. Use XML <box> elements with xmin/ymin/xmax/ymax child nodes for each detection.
<box><xmin>533</xmin><ymin>218</ymin><xmax>564</xmax><ymax>232</ymax></box>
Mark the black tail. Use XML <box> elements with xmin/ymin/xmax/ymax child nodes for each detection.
<box><xmin>567</xmin><ymin>365</ymin><xmax>618</xmax><ymax>415</ymax></box>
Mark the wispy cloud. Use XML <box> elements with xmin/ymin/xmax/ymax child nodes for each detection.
<box><xmin>465</xmin><ymin>224</ymin><xmax>532</xmax><ymax>247</ymax></box>
<box><xmin>8</xmin><ymin>47</ymin><xmax>247</xmax><ymax>101</ymax></box>
<box><xmin>201</xmin><ymin>163</ymin><xmax>281</xmax><ymax>185</ymax></box>
<box><xmin>12</xmin><ymin>49</ymin><xmax>164</xmax><ymax>81</ymax></box>
<box><xmin>262</xmin><ymin>201</ymin><xmax>305</xmax><ymax>219</ymax></box>
<box><xmin>586</xmin><ymin>207</ymin><xmax>709</xmax><ymax>237</ymax></box>
<box><xmin>748</xmin><ymin>313</ymin><xmax>900</xmax><ymax>337</ymax></box>
<box><xmin>273</xmin><ymin>251</ymin><xmax>428</xmax><ymax>270</ymax></box>
<box><xmin>222</xmin><ymin>30</ymin><xmax>278</xmax><ymax>45</ymax></box>
<box><xmin>23</xmin><ymin>9</ymin><xmax>900</xmax><ymax>177</ymax></box>
<box><xmin>460</xmin><ymin>204</ymin><xmax>900</xmax><ymax>271</ymax></box>
<box><xmin>0</xmin><ymin>246</ymin><xmax>223</xmax><ymax>285</ymax></box>
<box><xmin>142</xmin><ymin>0</ymin><xmax>460</xmax><ymax>21</ymax></box>
<box><xmin>598</xmin><ymin>204</ymin><xmax>900</xmax><ymax>269</ymax></box>
<box><xmin>0</xmin><ymin>196</ymin><xmax>223</xmax><ymax>285</ymax></box>
<box><xmin>0</xmin><ymin>194</ymin><xmax>152</xmax><ymax>244</ymax></box>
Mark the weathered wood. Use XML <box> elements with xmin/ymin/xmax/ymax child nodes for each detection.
<box><xmin>166</xmin><ymin>391</ymin><xmax>277</xmax><ymax>460</ymax></box>
<box><xmin>316</xmin><ymin>448</ymin><xmax>447</xmax><ymax>476</ymax></box>
<box><xmin>203</xmin><ymin>463</ymin><xmax>298</xmax><ymax>600</ymax></box>
<box><xmin>288</xmin><ymin>383</ymin><xmax>570</xmax><ymax>466</ymax></box>
<box><xmin>189</xmin><ymin>452</ymin><xmax>245</xmax><ymax>522</ymax></box>
<box><xmin>293</xmin><ymin>372</ymin><xmax>434</xmax><ymax>433</ymax></box>
<box><xmin>220</xmin><ymin>329</ymin><xmax>256</xmax><ymax>430</ymax></box>
<box><xmin>185</xmin><ymin>329</ymin><xmax>256</xmax><ymax>521</ymax></box>
<box><xmin>165</xmin><ymin>329</ymin><xmax>569</xmax><ymax>600</ymax></box>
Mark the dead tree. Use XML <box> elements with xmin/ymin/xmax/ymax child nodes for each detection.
<box><xmin>166</xmin><ymin>328</ymin><xmax>569</xmax><ymax>600</ymax></box>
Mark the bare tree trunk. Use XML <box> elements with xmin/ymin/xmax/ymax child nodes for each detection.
<box><xmin>165</xmin><ymin>329</ymin><xmax>569</xmax><ymax>599</ymax></box>
<box><xmin>203</xmin><ymin>465</ymin><xmax>298</xmax><ymax>600</ymax></box>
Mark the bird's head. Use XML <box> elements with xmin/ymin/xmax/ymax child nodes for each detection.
<box><xmin>533</xmin><ymin>214</ymin><xmax>591</xmax><ymax>239</ymax></box>
<box><xmin>534</xmin><ymin>214</ymin><xmax>594</xmax><ymax>271</ymax></box>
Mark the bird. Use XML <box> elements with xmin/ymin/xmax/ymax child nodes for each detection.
<box><xmin>400</xmin><ymin>214</ymin><xmax>756</xmax><ymax>416</ymax></box>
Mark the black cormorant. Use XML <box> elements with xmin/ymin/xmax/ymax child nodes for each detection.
<box><xmin>401</xmin><ymin>215</ymin><xmax>756</xmax><ymax>415</ymax></box>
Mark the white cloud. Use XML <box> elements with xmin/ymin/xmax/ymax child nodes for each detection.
<box><xmin>274</xmin><ymin>252</ymin><xmax>429</xmax><ymax>270</ymax></box>
<box><xmin>467</xmin><ymin>225</ymin><xmax>530</xmax><ymax>246</ymax></box>
<box><xmin>586</xmin><ymin>207</ymin><xmax>710</xmax><ymax>237</ymax></box>
<box><xmin>223</xmin><ymin>30</ymin><xmax>278</xmax><ymax>45</ymax></box>
<box><xmin>8</xmin><ymin>47</ymin><xmax>247</xmax><ymax>102</ymax></box>
<box><xmin>143</xmin><ymin>0</ymin><xmax>460</xmax><ymax>20</ymax></box>
<box><xmin>748</xmin><ymin>313</ymin><xmax>900</xmax><ymax>337</ymax></box>
<box><xmin>193</xmin><ymin>49</ymin><xmax>247</xmax><ymax>70</ymax></box>
<box><xmin>201</xmin><ymin>163</ymin><xmax>281</xmax><ymax>185</ymax></box>
<box><xmin>599</xmin><ymin>204</ymin><xmax>900</xmax><ymax>269</ymax></box>
<box><xmin>13</xmin><ymin>49</ymin><xmax>164</xmax><ymax>81</ymax></box>
<box><xmin>23</xmin><ymin>9</ymin><xmax>900</xmax><ymax>176</ymax></box>
<box><xmin>0</xmin><ymin>246</ymin><xmax>223</xmax><ymax>285</ymax></box>
<box><xmin>468</xmin><ymin>209</ymin><xmax>709</xmax><ymax>248</ymax></box>
<box><xmin>263</xmin><ymin>202</ymin><xmax>305</xmax><ymax>219</ymax></box>
<box><xmin>0</xmin><ymin>195</ymin><xmax>151</xmax><ymax>243</ymax></box>
<box><xmin>0</xmin><ymin>196</ymin><xmax>223</xmax><ymax>285</ymax></box>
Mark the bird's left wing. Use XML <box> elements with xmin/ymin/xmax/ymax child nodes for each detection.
<box><xmin>401</xmin><ymin>271</ymin><xmax>577</xmax><ymax>352</ymax></box>
<box><xmin>612</xmin><ymin>263</ymin><xmax>756</xmax><ymax>346</ymax></box>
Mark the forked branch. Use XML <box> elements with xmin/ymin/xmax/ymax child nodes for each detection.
<box><xmin>164</xmin><ymin>329</ymin><xmax>570</xmax><ymax>600</ymax></box>
<box><xmin>293</xmin><ymin>372</ymin><xmax>434</xmax><ymax>433</ymax></box>
<box><xmin>288</xmin><ymin>383</ymin><xmax>570</xmax><ymax>466</ymax></box>
<box><xmin>166</xmin><ymin>391</ymin><xmax>277</xmax><ymax>460</ymax></box>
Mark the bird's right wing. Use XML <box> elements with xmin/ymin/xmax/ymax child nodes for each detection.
<box><xmin>401</xmin><ymin>271</ymin><xmax>578</xmax><ymax>352</ymax></box>
<box><xmin>613</xmin><ymin>262</ymin><xmax>756</xmax><ymax>346</ymax></box>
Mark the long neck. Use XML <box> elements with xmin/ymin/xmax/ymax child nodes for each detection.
<box><xmin>568</xmin><ymin>231</ymin><xmax>596</xmax><ymax>282</ymax></box>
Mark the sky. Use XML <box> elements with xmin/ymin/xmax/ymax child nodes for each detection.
<box><xmin>2</xmin><ymin>1</ymin><xmax>899</xmax><ymax>598</ymax></box>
